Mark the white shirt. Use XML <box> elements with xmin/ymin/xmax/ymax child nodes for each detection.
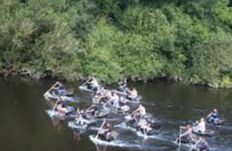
<box><xmin>196</xmin><ymin>121</ymin><xmax>206</xmax><ymax>133</ymax></box>
<box><xmin>130</xmin><ymin>89</ymin><xmax>138</xmax><ymax>98</ymax></box>
<box><xmin>138</xmin><ymin>105</ymin><xmax>146</xmax><ymax>116</ymax></box>
<box><xmin>111</xmin><ymin>94</ymin><xmax>119</xmax><ymax>107</ymax></box>
<box><xmin>91</xmin><ymin>79</ymin><xmax>99</xmax><ymax>88</ymax></box>
<box><xmin>57</xmin><ymin>104</ymin><xmax>67</xmax><ymax>113</ymax></box>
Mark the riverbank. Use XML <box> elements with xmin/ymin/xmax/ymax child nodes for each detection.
<box><xmin>1</xmin><ymin>0</ymin><xmax>232</xmax><ymax>88</ymax></box>
<box><xmin>1</xmin><ymin>66</ymin><xmax>232</xmax><ymax>89</ymax></box>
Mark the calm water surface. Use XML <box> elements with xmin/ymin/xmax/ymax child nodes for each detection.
<box><xmin>0</xmin><ymin>77</ymin><xmax>232</xmax><ymax>151</ymax></box>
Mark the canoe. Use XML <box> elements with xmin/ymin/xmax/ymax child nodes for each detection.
<box><xmin>123</xmin><ymin>98</ymin><xmax>141</xmax><ymax>105</ymax></box>
<box><xmin>79</xmin><ymin>85</ymin><xmax>95</xmax><ymax>93</ymax></box>
<box><xmin>59</xmin><ymin>96</ymin><xmax>79</xmax><ymax>103</ymax></box>
<box><xmin>115</xmin><ymin>122</ymin><xmax>160</xmax><ymax>139</ymax></box>
<box><xmin>192</xmin><ymin>129</ymin><xmax>215</xmax><ymax>137</ymax></box>
<box><xmin>46</xmin><ymin>109</ymin><xmax>76</xmax><ymax>120</ymax></box>
<box><xmin>113</xmin><ymin>89</ymin><xmax>142</xmax><ymax>103</ymax></box>
<box><xmin>90</xmin><ymin>135</ymin><xmax>119</xmax><ymax>146</ymax></box>
<box><xmin>68</xmin><ymin>121</ymin><xmax>101</xmax><ymax>131</ymax></box>
<box><xmin>177</xmin><ymin>137</ymin><xmax>210</xmax><ymax>151</ymax></box>
<box><xmin>89</xmin><ymin>135</ymin><xmax>146</xmax><ymax>149</ymax></box>
<box><xmin>114</xmin><ymin>90</ymin><xmax>128</xmax><ymax>97</ymax></box>
<box><xmin>106</xmin><ymin>105</ymin><xmax>131</xmax><ymax>115</ymax></box>
<box><xmin>89</xmin><ymin>135</ymin><xmax>124</xmax><ymax>147</ymax></box>
<box><xmin>175</xmin><ymin>136</ymin><xmax>197</xmax><ymax>144</ymax></box>
<box><xmin>44</xmin><ymin>91</ymin><xmax>58</xmax><ymax>101</ymax></box>
<box><xmin>97</xmin><ymin>130</ymin><xmax>119</xmax><ymax>142</ymax></box>
<box><xmin>135</xmin><ymin>128</ymin><xmax>160</xmax><ymax>139</ymax></box>
<box><xmin>207</xmin><ymin>117</ymin><xmax>225</xmax><ymax>125</ymax></box>
<box><xmin>44</xmin><ymin>91</ymin><xmax>79</xmax><ymax>103</ymax></box>
<box><xmin>68</xmin><ymin>121</ymin><xmax>87</xmax><ymax>130</ymax></box>
<box><xmin>124</xmin><ymin>114</ymin><xmax>160</xmax><ymax>129</ymax></box>
<box><xmin>86</xmin><ymin>110</ymin><xmax>110</xmax><ymax>119</ymax></box>
<box><xmin>75</xmin><ymin>116</ymin><xmax>98</xmax><ymax>125</ymax></box>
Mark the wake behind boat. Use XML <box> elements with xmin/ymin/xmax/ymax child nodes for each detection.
<box><xmin>89</xmin><ymin>135</ymin><xmax>141</xmax><ymax>148</ymax></box>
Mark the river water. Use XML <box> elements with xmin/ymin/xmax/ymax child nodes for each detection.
<box><xmin>0</xmin><ymin>76</ymin><xmax>232</xmax><ymax>151</ymax></box>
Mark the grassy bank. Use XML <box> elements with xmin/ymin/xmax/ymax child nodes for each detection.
<box><xmin>1</xmin><ymin>0</ymin><xmax>232</xmax><ymax>88</ymax></box>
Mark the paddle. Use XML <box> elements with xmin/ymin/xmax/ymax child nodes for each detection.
<box><xmin>95</xmin><ymin>119</ymin><xmax>106</xmax><ymax>139</ymax></box>
<box><xmin>204</xmin><ymin>111</ymin><xmax>217</xmax><ymax>125</ymax></box>
<box><xmin>81</xmin><ymin>78</ymin><xmax>92</xmax><ymax>87</ymax></box>
<box><xmin>177</xmin><ymin>126</ymin><xmax>195</xmax><ymax>150</ymax></box>
<box><xmin>47</xmin><ymin>81</ymin><xmax>62</xmax><ymax>92</ymax></box>
<box><xmin>51</xmin><ymin>98</ymin><xmax>61</xmax><ymax>116</ymax></box>
<box><xmin>85</xmin><ymin>105</ymin><xmax>96</xmax><ymax>114</ymax></box>
<box><xmin>76</xmin><ymin>108</ymin><xmax>81</xmax><ymax>117</ymax></box>
<box><xmin>189</xmin><ymin>137</ymin><xmax>202</xmax><ymax>151</ymax></box>
<box><xmin>177</xmin><ymin>127</ymin><xmax>182</xmax><ymax>151</ymax></box>
<box><xmin>75</xmin><ymin>108</ymin><xmax>87</xmax><ymax>126</ymax></box>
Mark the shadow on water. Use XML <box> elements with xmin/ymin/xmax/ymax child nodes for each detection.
<box><xmin>0</xmin><ymin>76</ymin><xmax>232</xmax><ymax>151</ymax></box>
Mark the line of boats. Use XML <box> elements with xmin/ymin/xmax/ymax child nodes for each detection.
<box><xmin>43</xmin><ymin>78</ymin><xmax>227</xmax><ymax>151</ymax></box>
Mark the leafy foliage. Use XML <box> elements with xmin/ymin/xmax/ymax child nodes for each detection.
<box><xmin>1</xmin><ymin>0</ymin><xmax>232</xmax><ymax>87</ymax></box>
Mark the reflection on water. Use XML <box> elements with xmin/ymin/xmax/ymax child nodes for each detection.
<box><xmin>0</xmin><ymin>76</ymin><xmax>232</xmax><ymax>151</ymax></box>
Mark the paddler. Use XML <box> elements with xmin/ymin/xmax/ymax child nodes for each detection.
<box><xmin>50</xmin><ymin>81</ymin><xmax>66</xmax><ymax>96</ymax></box>
<box><xmin>86</xmin><ymin>77</ymin><xmax>99</xmax><ymax>91</ymax></box>
<box><xmin>98</xmin><ymin>123</ymin><xmax>114</xmax><ymax>141</ymax></box>
<box><xmin>193</xmin><ymin>118</ymin><xmax>206</xmax><ymax>134</ymax></box>
<box><xmin>56</xmin><ymin>101</ymin><xmax>68</xmax><ymax>115</ymax></box>
<box><xmin>137</xmin><ymin>118</ymin><xmax>152</xmax><ymax>134</ymax></box>
<box><xmin>196</xmin><ymin>138</ymin><xmax>210</xmax><ymax>151</ymax></box>
<box><xmin>109</xmin><ymin>91</ymin><xmax>120</xmax><ymax>108</ymax></box>
<box><xmin>118</xmin><ymin>78</ymin><xmax>128</xmax><ymax>92</ymax></box>
<box><xmin>53</xmin><ymin>81</ymin><xmax>65</xmax><ymax>90</ymax></box>
<box><xmin>92</xmin><ymin>91</ymin><xmax>104</xmax><ymax>104</ymax></box>
<box><xmin>179</xmin><ymin>125</ymin><xmax>198</xmax><ymax>143</ymax></box>
<box><xmin>128</xmin><ymin>88</ymin><xmax>138</xmax><ymax>100</ymax></box>
<box><xmin>93</xmin><ymin>89</ymin><xmax>112</xmax><ymax>104</ymax></box>
<box><xmin>86</xmin><ymin>104</ymin><xmax>100</xmax><ymax>116</ymax></box>
<box><xmin>132</xmin><ymin>104</ymin><xmax>146</xmax><ymax>118</ymax></box>
<box><xmin>206</xmin><ymin>108</ymin><xmax>220</xmax><ymax>124</ymax></box>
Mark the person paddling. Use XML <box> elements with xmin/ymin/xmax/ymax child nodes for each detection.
<box><xmin>92</xmin><ymin>91</ymin><xmax>104</xmax><ymax>104</ymax></box>
<box><xmin>196</xmin><ymin>138</ymin><xmax>210</xmax><ymax>151</ymax></box>
<box><xmin>132</xmin><ymin>104</ymin><xmax>146</xmax><ymax>118</ymax></box>
<box><xmin>98</xmin><ymin>122</ymin><xmax>114</xmax><ymax>141</ymax></box>
<box><xmin>56</xmin><ymin>101</ymin><xmax>68</xmax><ymax>116</ymax></box>
<box><xmin>53</xmin><ymin>81</ymin><xmax>65</xmax><ymax>89</ymax></box>
<box><xmin>178</xmin><ymin>125</ymin><xmax>198</xmax><ymax>143</ymax></box>
<box><xmin>206</xmin><ymin>108</ymin><xmax>220</xmax><ymax>124</ymax></box>
<box><xmin>109</xmin><ymin>91</ymin><xmax>120</xmax><ymax>108</ymax></box>
<box><xmin>93</xmin><ymin>89</ymin><xmax>112</xmax><ymax>104</ymax></box>
<box><xmin>137</xmin><ymin>118</ymin><xmax>152</xmax><ymax>135</ymax></box>
<box><xmin>118</xmin><ymin>78</ymin><xmax>128</xmax><ymax>92</ymax></box>
<box><xmin>47</xmin><ymin>81</ymin><xmax>65</xmax><ymax>96</ymax></box>
<box><xmin>86</xmin><ymin>77</ymin><xmax>99</xmax><ymax>91</ymax></box>
<box><xmin>193</xmin><ymin>118</ymin><xmax>206</xmax><ymax>134</ymax></box>
<box><xmin>86</xmin><ymin>104</ymin><xmax>100</xmax><ymax>117</ymax></box>
<box><xmin>128</xmin><ymin>88</ymin><xmax>138</xmax><ymax>100</ymax></box>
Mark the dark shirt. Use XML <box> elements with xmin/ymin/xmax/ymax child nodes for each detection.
<box><xmin>211</xmin><ymin>111</ymin><xmax>218</xmax><ymax>118</ymax></box>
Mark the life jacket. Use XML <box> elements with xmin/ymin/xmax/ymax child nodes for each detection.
<box><xmin>211</xmin><ymin>111</ymin><xmax>218</xmax><ymax>118</ymax></box>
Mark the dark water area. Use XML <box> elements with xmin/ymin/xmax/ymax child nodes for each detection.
<box><xmin>0</xmin><ymin>76</ymin><xmax>232</xmax><ymax>151</ymax></box>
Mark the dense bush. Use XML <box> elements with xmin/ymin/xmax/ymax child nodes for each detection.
<box><xmin>1</xmin><ymin>0</ymin><xmax>232</xmax><ymax>87</ymax></box>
